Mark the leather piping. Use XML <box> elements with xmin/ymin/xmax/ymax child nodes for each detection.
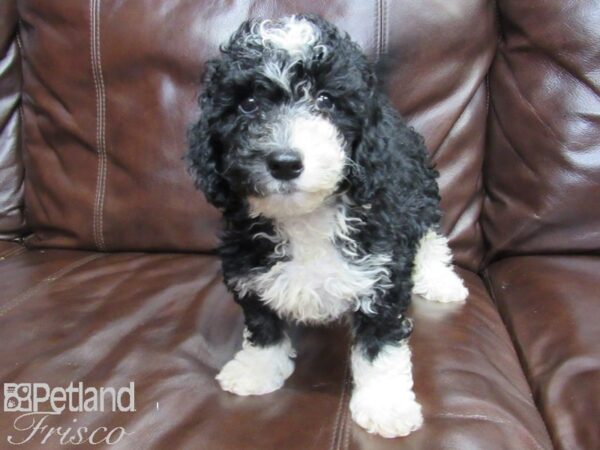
<box><xmin>329</xmin><ymin>348</ymin><xmax>351</xmax><ymax>450</ymax></box>
<box><xmin>375</xmin><ymin>0</ymin><xmax>388</xmax><ymax>58</ymax></box>
<box><xmin>90</xmin><ymin>0</ymin><xmax>107</xmax><ymax>251</ymax></box>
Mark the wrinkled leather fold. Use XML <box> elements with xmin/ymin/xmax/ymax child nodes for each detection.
<box><xmin>0</xmin><ymin>0</ymin><xmax>25</xmax><ymax>239</ymax></box>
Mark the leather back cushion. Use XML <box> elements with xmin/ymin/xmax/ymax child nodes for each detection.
<box><xmin>18</xmin><ymin>0</ymin><xmax>495</xmax><ymax>270</ymax></box>
<box><xmin>483</xmin><ymin>0</ymin><xmax>600</xmax><ymax>261</ymax></box>
<box><xmin>0</xmin><ymin>0</ymin><xmax>25</xmax><ymax>240</ymax></box>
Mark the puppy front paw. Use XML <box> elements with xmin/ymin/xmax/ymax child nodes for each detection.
<box><xmin>350</xmin><ymin>342</ymin><xmax>423</xmax><ymax>438</ymax></box>
<box><xmin>350</xmin><ymin>386</ymin><xmax>423</xmax><ymax>438</ymax></box>
<box><xmin>414</xmin><ymin>264</ymin><xmax>468</xmax><ymax>303</ymax></box>
<box><xmin>216</xmin><ymin>338</ymin><xmax>295</xmax><ymax>396</ymax></box>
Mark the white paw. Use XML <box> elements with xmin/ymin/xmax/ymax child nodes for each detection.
<box><xmin>350</xmin><ymin>385</ymin><xmax>423</xmax><ymax>438</ymax></box>
<box><xmin>350</xmin><ymin>342</ymin><xmax>423</xmax><ymax>438</ymax></box>
<box><xmin>412</xmin><ymin>229</ymin><xmax>468</xmax><ymax>303</ymax></box>
<box><xmin>216</xmin><ymin>337</ymin><xmax>295</xmax><ymax>396</ymax></box>
<box><xmin>415</xmin><ymin>265</ymin><xmax>468</xmax><ymax>303</ymax></box>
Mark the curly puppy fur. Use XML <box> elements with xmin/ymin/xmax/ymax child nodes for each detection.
<box><xmin>187</xmin><ymin>15</ymin><xmax>467</xmax><ymax>438</ymax></box>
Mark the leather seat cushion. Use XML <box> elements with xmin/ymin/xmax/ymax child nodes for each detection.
<box><xmin>487</xmin><ymin>256</ymin><xmax>600</xmax><ymax>450</ymax></box>
<box><xmin>0</xmin><ymin>250</ymin><xmax>552</xmax><ymax>449</ymax></box>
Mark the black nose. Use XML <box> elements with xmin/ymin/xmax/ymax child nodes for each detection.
<box><xmin>267</xmin><ymin>151</ymin><xmax>303</xmax><ymax>180</ymax></box>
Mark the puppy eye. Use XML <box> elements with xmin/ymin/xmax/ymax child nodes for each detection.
<box><xmin>316</xmin><ymin>92</ymin><xmax>334</xmax><ymax>110</ymax></box>
<box><xmin>239</xmin><ymin>96</ymin><xmax>258</xmax><ymax>114</ymax></box>
<box><xmin>316</xmin><ymin>92</ymin><xmax>334</xmax><ymax>111</ymax></box>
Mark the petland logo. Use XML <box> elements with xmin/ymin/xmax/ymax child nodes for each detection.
<box><xmin>3</xmin><ymin>382</ymin><xmax>135</xmax><ymax>446</ymax></box>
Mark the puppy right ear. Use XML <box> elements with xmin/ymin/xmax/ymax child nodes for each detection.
<box><xmin>186</xmin><ymin>118</ymin><xmax>230</xmax><ymax>210</ymax></box>
<box><xmin>186</xmin><ymin>61</ymin><xmax>232</xmax><ymax>209</ymax></box>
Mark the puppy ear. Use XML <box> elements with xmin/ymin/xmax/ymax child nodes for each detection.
<box><xmin>186</xmin><ymin>62</ymin><xmax>232</xmax><ymax>209</ymax></box>
<box><xmin>348</xmin><ymin>94</ymin><xmax>439</xmax><ymax>209</ymax></box>
<box><xmin>347</xmin><ymin>96</ymin><xmax>389</xmax><ymax>205</ymax></box>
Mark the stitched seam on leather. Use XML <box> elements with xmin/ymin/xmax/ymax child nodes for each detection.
<box><xmin>90</xmin><ymin>0</ymin><xmax>100</xmax><ymax>248</ymax></box>
<box><xmin>0</xmin><ymin>253</ymin><xmax>104</xmax><ymax>318</ymax></box>
<box><xmin>339</xmin><ymin>385</ymin><xmax>351</xmax><ymax>450</ymax></box>
<box><xmin>329</xmin><ymin>347</ymin><xmax>351</xmax><ymax>450</ymax></box>
<box><xmin>90</xmin><ymin>0</ymin><xmax>107</xmax><ymax>251</ymax></box>
<box><xmin>0</xmin><ymin>245</ymin><xmax>26</xmax><ymax>260</ymax></box>
<box><xmin>328</xmin><ymin>363</ymin><xmax>344</xmax><ymax>449</ymax></box>
<box><xmin>482</xmin><ymin>269</ymin><xmax>555</xmax><ymax>450</ymax></box>
<box><xmin>374</xmin><ymin>0</ymin><xmax>381</xmax><ymax>59</ymax></box>
<box><xmin>96</xmin><ymin>0</ymin><xmax>108</xmax><ymax>251</ymax></box>
<box><xmin>381</xmin><ymin>0</ymin><xmax>388</xmax><ymax>55</ymax></box>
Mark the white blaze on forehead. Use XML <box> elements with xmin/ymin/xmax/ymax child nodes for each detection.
<box><xmin>258</xmin><ymin>17</ymin><xmax>319</xmax><ymax>58</ymax></box>
<box><xmin>254</xmin><ymin>17</ymin><xmax>326</xmax><ymax>94</ymax></box>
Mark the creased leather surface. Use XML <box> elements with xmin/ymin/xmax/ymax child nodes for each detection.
<box><xmin>487</xmin><ymin>256</ymin><xmax>600</xmax><ymax>450</ymax></box>
<box><xmin>0</xmin><ymin>252</ymin><xmax>552</xmax><ymax>449</ymax></box>
<box><xmin>17</xmin><ymin>0</ymin><xmax>492</xmax><ymax>270</ymax></box>
<box><xmin>483</xmin><ymin>0</ymin><xmax>600</xmax><ymax>262</ymax></box>
<box><xmin>0</xmin><ymin>0</ymin><xmax>25</xmax><ymax>239</ymax></box>
<box><xmin>18</xmin><ymin>0</ymin><xmax>222</xmax><ymax>252</ymax></box>
<box><xmin>0</xmin><ymin>248</ymin><xmax>91</xmax><ymax>308</ymax></box>
<box><xmin>0</xmin><ymin>240</ymin><xmax>23</xmax><ymax>260</ymax></box>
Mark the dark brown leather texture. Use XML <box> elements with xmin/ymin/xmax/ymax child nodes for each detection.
<box><xmin>16</xmin><ymin>0</ymin><xmax>494</xmax><ymax>271</ymax></box>
<box><xmin>0</xmin><ymin>0</ymin><xmax>25</xmax><ymax>239</ymax></box>
<box><xmin>1</xmin><ymin>0</ymin><xmax>599</xmax><ymax>448</ymax></box>
<box><xmin>487</xmin><ymin>257</ymin><xmax>600</xmax><ymax>450</ymax></box>
<box><xmin>483</xmin><ymin>0</ymin><xmax>600</xmax><ymax>262</ymax></box>
<box><xmin>0</xmin><ymin>251</ymin><xmax>552</xmax><ymax>450</ymax></box>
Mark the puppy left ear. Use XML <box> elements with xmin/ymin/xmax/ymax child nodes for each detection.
<box><xmin>347</xmin><ymin>96</ymin><xmax>389</xmax><ymax>205</ymax></box>
<box><xmin>348</xmin><ymin>94</ymin><xmax>438</xmax><ymax>210</ymax></box>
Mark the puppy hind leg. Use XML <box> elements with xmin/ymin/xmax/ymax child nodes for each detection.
<box><xmin>216</xmin><ymin>296</ymin><xmax>295</xmax><ymax>396</ymax></box>
<box><xmin>411</xmin><ymin>229</ymin><xmax>468</xmax><ymax>303</ymax></box>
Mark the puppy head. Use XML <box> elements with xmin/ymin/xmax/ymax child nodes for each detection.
<box><xmin>187</xmin><ymin>15</ymin><xmax>380</xmax><ymax>218</ymax></box>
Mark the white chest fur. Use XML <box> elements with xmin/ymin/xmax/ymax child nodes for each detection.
<box><xmin>231</xmin><ymin>204</ymin><xmax>392</xmax><ymax>324</ymax></box>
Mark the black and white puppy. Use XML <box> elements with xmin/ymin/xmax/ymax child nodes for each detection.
<box><xmin>187</xmin><ymin>15</ymin><xmax>468</xmax><ymax>438</ymax></box>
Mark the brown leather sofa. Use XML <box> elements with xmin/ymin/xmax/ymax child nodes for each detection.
<box><xmin>1</xmin><ymin>1</ymin><xmax>598</xmax><ymax>449</ymax></box>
